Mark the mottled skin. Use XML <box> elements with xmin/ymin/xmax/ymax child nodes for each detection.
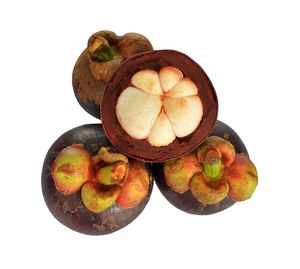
<box><xmin>81</xmin><ymin>182</ymin><xmax>121</xmax><ymax>213</ymax></box>
<box><xmin>51</xmin><ymin>144</ymin><xmax>92</xmax><ymax>195</ymax></box>
<box><xmin>163</xmin><ymin>153</ymin><xmax>201</xmax><ymax>193</ymax></box>
<box><xmin>224</xmin><ymin>153</ymin><xmax>258</xmax><ymax>201</ymax></box>
<box><xmin>116</xmin><ymin>161</ymin><xmax>151</xmax><ymax>209</ymax></box>
<box><xmin>95</xmin><ymin>161</ymin><xmax>128</xmax><ymax>185</ymax></box>
<box><xmin>190</xmin><ymin>172</ymin><xmax>229</xmax><ymax>205</ymax></box>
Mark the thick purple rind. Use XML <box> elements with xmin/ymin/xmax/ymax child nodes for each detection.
<box><xmin>41</xmin><ymin>124</ymin><xmax>153</xmax><ymax>235</ymax></box>
<box><xmin>152</xmin><ymin>120</ymin><xmax>248</xmax><ymax>215</ymax></box>
<box><xmin>101</xmin><ymin>50</ymin><xmax>218</xmax><ymax>163</ymax></box>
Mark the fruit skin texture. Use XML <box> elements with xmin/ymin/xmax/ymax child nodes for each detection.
<box><xmin>81</xmin><ymin>182</ymin><xmax>121</xmax><ymax>213</ymax></box>
<box><xmin>51</xmin><ymin>144</ymin><xmax>92</xmax><ymax>195</ymax></box>
<box><xmin>190</xmin><ymin>172</ymin><xmax>229</xmax><ymax>205</ymax></box>
<box><xmin>197</xmin><ymin>136</ymin><xmax>235</xmax><ymax>167</ymax></box>
<box><xmin>224</xmin><ymin>153</ymin><xmax>258</xmax><ymax>201</ymax></box>
<box><xmin>163</xmin><ymin>153</ymin><xmax>201</xmax><ymax>193</ymax></box>
<box><xmin>116</xmin><ymin>161</ymin><xmax>151</xmax><ymax>209</ymax></box>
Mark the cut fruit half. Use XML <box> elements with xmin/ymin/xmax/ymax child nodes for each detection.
<box><xmin>115</xmin><ymin>66</ymin><xmax>203</xmax><ymax>147</ymax></box>
<box><xmin>101</xmin><ymin>49</ymin><xmax>218</xmax><ymax>162</ymax></box>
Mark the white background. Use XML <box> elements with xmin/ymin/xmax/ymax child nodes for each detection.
<box><xmin>1</xmin><ymin>0</ymin><xmax>299</xmax><ymax>268</ymax></box>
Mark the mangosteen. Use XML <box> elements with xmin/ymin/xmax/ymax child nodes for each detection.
<box><xmin>152</xmin><ymin>120</ymin><xmax>248</xmax><ymax>215</ymax></box>
<box><xmin>41</xmin><ymin>124</ymin><xmax>153</xmax><ymax>235</ymax></box>
<box><xmin>101</xmin><ymin>50</ymin><xmax>218</xmax><ymax>162</ymax></box>
<box><xmin>72</xmin><ymin>30</ymin><xmax>153</xmax><ymax>118</ymax></box>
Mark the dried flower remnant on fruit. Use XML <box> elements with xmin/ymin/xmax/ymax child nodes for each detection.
<box><xmin>188</xmin><ymin>137</ymin><xmax>235</xmax><ymax>204</ymax></box>
<box><xmin>197</xmin><ymin>136</ymin><xmax>235</xmax><ymax>168</ymax></box>
<box><xmin>87</xmin><ymin>31</ymin><xmax>153</xmax><ymax>81</ymax></box>
<box><xmin>194</xmin><ymin>137</ymin><xmax>258</xmax><ymax>204</ymax></box>
<box><xmin>73</xmin><ymin>30</ymin><xmax>153</xmax><ymax>106</ymax></box>
<box><xmin>116</xmin><ymin>66</ymin><xmax>203</xmax><ymax>147</ymax></box>
<box><xmin>163</xmin><ymin>136</ymin><xmax>258</xmax><ymax>206</ymax></box>
<box><xmin>76</xmin><ymin>146</ymin><xmax>150</xmax><ymax>213</ymax></box>
<box><xmin>93</xmin><ymin>147</ymin><xmax>129</xmax><ymax>186</ymax></box>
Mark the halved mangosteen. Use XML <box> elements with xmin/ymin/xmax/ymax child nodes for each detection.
<box><xmin>72</xmin><ymin>30</ymin><xmax>153</xmax><ymax>119</ymax></box>
<box><xmin>101</xmin><ymin>50</ymin><xmax>218</xmax><ymax>162</ymax></box>
<box><xmin>152</xmin><ymin>120</ymin><xmax>248</xmax><ymax>215</ymax></box>
<box><xmin>41</xmin><ymin>124</ymin><xmax>153</xmax><ymax>235</ymax></box>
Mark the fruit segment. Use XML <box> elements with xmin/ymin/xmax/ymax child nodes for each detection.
<box><xmin>147</xmin><ymin>111</ymin><xmax>176</xmax><ymax>147</ymax></box>
<box><xmin>159</xmin><ymin>66</ymin><xmax>183</xmax><ymax>93</ymax></box>
<box><xmin>164</xmin><ymin>96</ymin><xmax>203</xmax><ymax>138</ymax></box>
<box><xmin>166</xmin><ymin>78</ymin><xmax>198</xmax><ymax>97</ymax></box>
<box><xmin>131</xmin><ymin>69</ymin><xmax>163</xmax><ymax>95</ymax></box>
<box><xmin>116</xmin><ymin>66</ymin><xmax>203</xmax><ymax>146</ymax></box>
<box><xmin>116</xmin><ymin>86</ymin><xmax>162</xmax><ymax>139</ymax></box>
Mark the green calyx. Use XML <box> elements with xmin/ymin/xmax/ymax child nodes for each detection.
<box><xmin>89</xmin><ymin>36</ymin><xmax>116</xmax><ymax>62</ymax></box>
<box><xmin>202</xmin><ymin>157</ymin><xmax>223</xmax><ymax>181</ymax></box>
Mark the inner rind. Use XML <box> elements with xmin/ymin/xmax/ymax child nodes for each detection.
<box><xmin>116</xmin><ymin>66</ymin><xmax>203</xmax><ymax>147</ymax></box>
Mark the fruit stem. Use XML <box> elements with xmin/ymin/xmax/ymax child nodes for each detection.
<box><xmin>88</xmin><ymin>36</ymin><xmax>116</xmax><ymax>61</ymax></box>
<box><xmin>98</xmin><ymin>147</ymin><xmax>128</xmax><ymax>164</ymax></box>
<box><xmin>201</xmin><ymin>150</ymin><xmax>223</xmax><ymax>181</ymax></box>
